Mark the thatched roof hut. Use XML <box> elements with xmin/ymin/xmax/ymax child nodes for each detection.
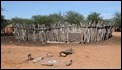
<box><xmin>1</xmin><ymin>24</ymin><xmax>14</xmax><ymax>34</ymax></box>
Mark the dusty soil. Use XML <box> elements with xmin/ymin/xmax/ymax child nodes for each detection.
<box><xmin>1</xmin><ymin>32</ymin><xmax>121</xmax><ymax>69</ymax></box>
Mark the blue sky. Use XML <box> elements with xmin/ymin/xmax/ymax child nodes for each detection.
<box><xmin>1</xmin><ymin>1</ymin><xmax>121</xmax><ymax>19</ymax></box>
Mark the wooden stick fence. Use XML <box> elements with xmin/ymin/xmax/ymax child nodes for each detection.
<box><xmin>14</xmin><ymin>22</ymin><xmax>113</xmax><ymax>43</ymax></box>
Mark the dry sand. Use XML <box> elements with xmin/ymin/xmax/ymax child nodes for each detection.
<box><xmin>1</xmin><ymin>32</ymin><xmax>121</xmax><ymax>69</ymax></box>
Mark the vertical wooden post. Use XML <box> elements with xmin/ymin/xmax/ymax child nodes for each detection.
<box><xmin>66</xmin><ymin>24</ymin><xmax>69</xmax><ymax>43</ymax></box>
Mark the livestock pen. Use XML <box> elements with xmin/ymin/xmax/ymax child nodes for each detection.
<box><xmin>13</xmin><ymin>22</ymin><xmax>113</xmax><ymax>43</ymax></box>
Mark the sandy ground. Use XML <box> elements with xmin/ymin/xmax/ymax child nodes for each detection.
<box><xmin>1</xmin><ymin>32</ymin><xmax>121</xmax><ymax>69</ymax></box>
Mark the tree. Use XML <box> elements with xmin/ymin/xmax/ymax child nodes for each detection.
<box><xmin>11</xmin><ymin>17</ymin><xmax>33</xmax><ymax>24</ymax></box>
<box><xmin>32</xmin><ymin>15</ymin><xmax>52</xmax><ymax>26</ymax></box>
<box><xmin>87</xmin><ymin>12</ymin><xmax>102</xmax><ymax>24</ymax></box>
<box><xmin>1</xmin><ymin>13</ymin><xmax>4</xmax><ymax>24</ymax></box>
<box><xmin>113</xmin><ymin>12</ymin><xmax>121</xmax><ymax>27</ymax></box>
<box><xmin>1</xmin><ymin>8</ymin><xmax>8</xmax><ymax>29</ymax></box>
<box><xmin>102</xmin><ymin>18</ymin><xmax>114</xmax><ymax>26</ymax></box>
<box><xmin>65</xmin><ymin>11</ymin><xmax>84</xmax><ymax>25</ymax></box>
<box><xmin>48</xmin><ymin>12</ymin><xmax>64</xmax><ymax>23</ymax></box>
<box><xmin>31</xmin><ymin>13</ymin><xmax>64</xmax><ymax>27</ymax></box>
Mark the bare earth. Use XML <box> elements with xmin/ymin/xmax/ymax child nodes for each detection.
<box><xmin>1</xmin><ymin>32</ymin><xmax>121</xmax><ymax>69</ymax></box>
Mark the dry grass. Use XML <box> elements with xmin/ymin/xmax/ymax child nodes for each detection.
<box><xmin>1</xmin><ymin>32</ymin><xmax>121</xmax><ymax>69</ymax></box>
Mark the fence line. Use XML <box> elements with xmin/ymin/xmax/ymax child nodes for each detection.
<box><xmin>14</xmin><ymin>22</ymin><xmax>113</xmax><ymax>43</ymax></box>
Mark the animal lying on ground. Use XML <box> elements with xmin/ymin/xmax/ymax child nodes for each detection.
<box><xmin>27</xmin><ymin>54</ymin><xmax>44</xmax><ymax>63</ymax></box>
<box><xmin>46</xmin><ymin>54</ymin><xmax>53</xmax><ymax>57</ymax></box>
<box><xmin>32</xmin><ymin>56</ymin><xmax>44</xmax><ymax>63</ymax></box>
<box><xmin>60</xmin><ymin>52</ymin><xmax>67</xmax><ymax>57</ymax></box>
<box><xmin>66</xmin><ymin>59</ymin><xmax>72</xmax><ymax>66</ymax></box>
<box><xmin>27</xmin><ymin>54</ymin><xmax>34</xmax><ymax>60</ymax></box>
<box><xmin>60</xmin><ymin>48</ymin><xmax>73</xmax><ymax>57</ymax></box>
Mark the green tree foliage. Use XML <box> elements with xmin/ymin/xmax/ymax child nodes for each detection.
<box><xmin>102</xmin><ymin>19</ymin><xmax>113</xmax><ymax>25</ymax></box>
<box><xmin>113</xmin><ymin>12</ymin><xmax>121</xmax><ymax>27</ymax></box>
<box><xmin>1</xmin><ymin>8</ymin><xmax>8</xmax><ymax>29</ymax></box>
<box><xmin>1</xmin><ymin>14</ymin><xmax>4</xmax><ymax>23</ymax></box>
<box><xmin>11</xmin><ymin>17</ymin><xmax>33</xmax><ymax>24</ymax></box>
<box><xmin>48</xmin><ymin>13</ymin><xmax>64</xmax><ymax>23</ymax></box>
<box><xmin>1</xmin><ymin>15</ymin><xmax>8</xmax><ymax>29</ymax></box>
<box><xmin>65</xmin><ymin>11</ymin><xmax>84</xmax><ymax>25</ymax></box>
<box><xmin>87</xmin><ymin>12</ymin><xmax>103</xmax><ymax>24</ymax></box>
<box><xmin>32</xmin><ymin>15</ymin><xmax>52</xmax><ymax>26</ymax></box>
<box><xmin>3</xmin><ymin>10</ymin><xmax>119</xmax><ymax>27</ymax></box>
<box><xmin>32</xmin><ymin>13</ymin><xmax>63</xmax><ymax>26</ymax></box>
